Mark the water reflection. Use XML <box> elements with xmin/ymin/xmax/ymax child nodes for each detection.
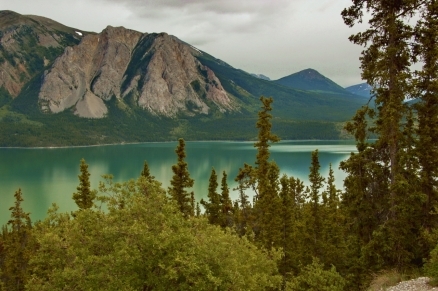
<box><xmin>0</xmin><ymin>141</ymin><xmax>356</xmax><ymax>225</ymax></box>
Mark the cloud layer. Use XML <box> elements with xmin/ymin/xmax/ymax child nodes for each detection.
<box><xmin>0</xmin><ymin>0</ymin><xmax>364</xmax><ymax>86</ymax></box>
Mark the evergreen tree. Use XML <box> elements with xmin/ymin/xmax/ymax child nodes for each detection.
<box><xmin>72</xmin><ymin>159</ymin><xmax>96</xmax><ymax>210</ymax></box>
<box><xmin>258</xmin><ymin>162</ymin><xmax>282</xmax><ymax>249</ymax></box>
<box><xmin>168</xmin><ymin>138</ymin><xmax>194</xmax><ymax>217</ymax></box>
<box><xmin>0</xmin><ymin>189</ymin><xmax>35</xmax><ymax>291</ymax></box>
<box><xmin>190</xmin><ymin>192</ymin><xmax>195</xmax><ymax>217</ymax></box>
<box><xmin>306</xmin><ymin>150</ymin><xmax>325</xmax><ymax>259</ymax></box>
<box><xmin>140</xmin><ymin>160</ymin><xmax>155</xmax><ymax>182</ymax></box>
<box><xmin>252</xmin><ymin>97</ymin><xmax>282</xmax><ymax>249</ymax></box>
<box><xmin>220</xmin><ymin>171</ymin><xmax>233</xmax><ymax>228</ymax></box>
<box><xmin>413</xmin><ymin>0</ymin><xmax>438</xmax><ymax>237</ymax></box>
<box><xmin>254</xmin><ymin>96</ymin><xmax>280</xmax><ymax>198</ymax></box>
<box><xmin>341</xmin><ymin>0</ymin><xmax>425</xmax><ymax>270</ymax></box>
<box><xmin>201</xmin><ymin>168</ymin><xmax>221</xmax><ymax>225</ymax></box>
<box><xmin>321</xmin><ymin>164</ymin><xmax>347</xmax><ymax>273</ymax></box>
<box><xmin>279</xmin><ymin>174</ymin><xmax>295</xmax><ymax>280</ymax></box>
<box><xmin>234</xmin><ymin>167</ymin><xmax>253</xmax><ymax>236</ymax></box>
<box><xmin>195</xmin><ymin>202</ymin><xmax>201</xmax><ymax>218</ymax></box>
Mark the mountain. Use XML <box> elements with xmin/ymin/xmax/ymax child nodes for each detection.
<box><xmin>0</xmin><ymin>10</ymin><xmax>88</xmax><ymax>101</ymax></box>
<box><xmin>0</xmin><ymin>11</ymin><xmax>367</xmax><ymax>146</ymax></box>
<box><xmin>251</xmin><ymin>73</ymin><xmax>271</xmax><ymax>81</ymax></box>
<box><xmin>344</xmin><ymin>82</ymin><xmax>373</xmax><ymax>98</ymax></box>
<box><xmin>38</xmin><ymin>27</ymin><xmax>235</xmax><ymax>118</ymax></box>
<box><xmin>274</xmin><ymin>68</ymin><xmax>351</xmax><ymax>95</ymax></box>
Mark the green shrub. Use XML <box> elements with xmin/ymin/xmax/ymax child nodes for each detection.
<box><xmin>424</xmin><ymin>243</ymin><xmax>438</xmax><ymax>285</ymax></box>
<box><xmin>287</xmin><ymin>257</ymin><xmax>346</xmax><ymax>291</ymax></box>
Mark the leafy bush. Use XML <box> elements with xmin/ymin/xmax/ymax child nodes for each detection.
<box><xmin>424</xmin><ymin>243</ymin><xmax>438</xmax><ymax>285</ymax></box>
<box><xmin>27</xmin><ymin>177</ymin><xmax>282</xmax><ymax>291</ymax></box>
<box><xmin>287</xmin><ymin>257</ymin><xmax>346</xmax><ymax>291</ymax></box>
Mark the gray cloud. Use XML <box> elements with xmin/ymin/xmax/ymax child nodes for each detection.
<box><xmin>0</xmin><ymin>0</ymin><xmax>364</xmax><ymax>86</ymax></box>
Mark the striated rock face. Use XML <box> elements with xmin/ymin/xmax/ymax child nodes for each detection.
<box><xmin>0</xmin><ymin>11</ymin><xmax>236</xmax><ymax>118</ymax></box>
<box><xmin>124</xmin><ymin>33</ymin><xmax>234</xmax><ymax>116</ymax></box>
<box><xmin>0</xmin><ymin>10</ymin><xmax>85</xmax><ymax>97</ymax></box>
<box><xmin>39</xmin><ymin>27</ymin><xmax>236</xmax><ymax>118</ymax></box>
<box><xmin>39</xmin><ymin>26</ymin><xmax>142</xmax><ymax>118</ymax></box>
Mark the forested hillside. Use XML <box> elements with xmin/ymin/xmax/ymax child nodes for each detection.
<box><xmin>0</xmin><ymin>10</ymin><xmax>366</xmax><ymax>146</ymax></box>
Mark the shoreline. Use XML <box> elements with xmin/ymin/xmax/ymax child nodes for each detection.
<box><xmin>0</xmin><ymin>139</ymin><xmax>358</xmax><ymax>150</ymax></box>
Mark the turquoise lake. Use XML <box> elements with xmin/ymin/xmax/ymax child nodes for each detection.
<box><xmin>0</xmin><ymin>140</ymin><xmax>357</xmax><ymax>225</ymax></box>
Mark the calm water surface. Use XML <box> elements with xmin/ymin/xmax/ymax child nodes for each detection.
<box><xmin>0</xmin><ymin>140</ymin><xmax>357</xmax><ymax>225</ymax></box>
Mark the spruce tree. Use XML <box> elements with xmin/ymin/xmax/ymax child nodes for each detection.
<box><xmin>72</xmin><ymin>159</ymin><xmax>96</xmax><ymax>210</ymax></box>
<box><xmin>234</xmin><ymin>167</ymin><xmax>253</xmax><ymax>236</ymax></box>
<box><xmin>1</xmin><ymin>189</ymin><xmax>35</xmax><ymax>291</ymax></box>
<box><xmin>201</xmin><ymin>168</ymin><xmax>221</xmax><ymax>225</ymax></box>
<box><xmin>413</xmin><ymin>0</ymin><xmax>438</xmax><ymax>237</ymax></box>
<box><xmin>168</xmin><ymin>138</ymin><xmax>194</xmax><ymax>217</ymax></box>
<box><xmin>252</xmin><ymin>97</ymin><xmax>282</xmax><ymax>249</ymax></box>
<box><xmin>341</xmin><ymin>0</ymin><xmax>423</xmax><ymax>270</ymax></box>
<box><xmin>279</xmin><ymin>174</ymin><xmax>294</xmax><ymax>279</ymax></box>
<box><xmin>306</xmin><ymin>150</ymin><xmax>325</xmax><ymax>259</ymax></box>
<box><xmin>254</xmin><ymin>96</ymin><xmax>280</xmax><ymax>198</ymax></box>
<box><xmin>140</xmin><ymin>160</ymin><xmax>155</xmax><ymax>182</ymax></box>
<box><xmin>220</xmin><ymin>171</ymin><xmax>233</xmax><ymax>228</ymax></box>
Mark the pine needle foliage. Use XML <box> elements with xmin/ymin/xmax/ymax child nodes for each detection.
<box><xmin>168</xmin><ymin>138</ymin><xmax>195</xmax><ymax>217</ymax></box>
<box><xmin>72</xmin><ymin>159</ymin><xmax>96</xmax><ymax>210</ymax></box>
<box><xmin>0</xmin><ymin>189</ymin><xmax>36</xmax><ymax>291</ymax></box>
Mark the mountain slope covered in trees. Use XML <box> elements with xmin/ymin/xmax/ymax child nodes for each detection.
<box><xmin>0</xmin><ymin>10</ymin><xmax>367</xmax><ymax>146</ymax></box>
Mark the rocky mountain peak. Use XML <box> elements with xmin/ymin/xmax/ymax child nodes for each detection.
<box><xmin>38</xmin><ymin>26</ymin><xmax>235</xmax><ymax>118</ymax></box>
<box><xmin>0</xmin><ymin>11</ymin><xmax>84</xmax><ymax>98</ymax></box>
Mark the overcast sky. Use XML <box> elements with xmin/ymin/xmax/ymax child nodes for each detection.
<box><xmin>1</xmin><ymin>0</ymin><xmax>366</xmax><ymax>87</ymax></box>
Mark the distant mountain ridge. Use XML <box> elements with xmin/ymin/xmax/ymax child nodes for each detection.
<box><xmin>274</xmin><ymin>69</ymin><xmax>351</xmax><ymax>95</ymax></box>
<box><xmin>251</xmin><ymin>73</ymin><xmax>271</xmax><ymax>81</ymax></box>
<box><xmin>0</xmin><ymin>10</ymin><xmax>367</xmax><ymax>146</ymax></box>
<box><xmin>344</xmin><ymin>83</ymin><xmax>373</xmax><ymax>98</ymax></box>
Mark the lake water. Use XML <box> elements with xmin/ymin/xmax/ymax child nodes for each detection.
<box><xmin>0</xmin><ymin>140</ymin><xmax>357</xmax><ymax>226</ymax></box>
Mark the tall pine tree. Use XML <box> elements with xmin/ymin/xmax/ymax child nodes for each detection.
<box><xmin>0</xmin><ymin>189</ymin><xmax>36</xmax><ymax>291</ymax></box>
<box><xmin>72</xmin><ymin>159</ymin><xmax>96</xmax><ymax>210</ymax></box>
<box><xmin>140</xmin><ymin>160</ymin><xmax>155</xmax><ymax>183</ymax></box>
<box><xmin>341</xmin><ymin>0</ymin><xmax>423</xmax><ymax>270</ymax></box>
<box><xmin>201</xmin><ymin>168</ymin><xmax>221</xmax><ymax>225</ymax></box>
<box><xmin>413</xmin><ymin>0</ymin><xmax>438</xmax><ymax>237</ymax></box>
<box><xmin>168</xmin><ymin>138</ymin><xmax>194</xmax><ymax>217</ymax></box>
<box><xmin>220</xmin><ymin>171</ymin><xmax>233</xmax><ymax>228</ymax></box>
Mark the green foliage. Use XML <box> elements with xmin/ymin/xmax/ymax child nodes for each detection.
<box><xmin>219</xmin><ymin>171</ymin><xmax>233</xmax><ymax>228</ymax></box>
<box><xmin>339</xmin><ymin>0</ymin><xmax>438</xmax><ymax>277</ymax></box>
<box><xmin>424</xmin><ymin>238</ymin><xmax>438</xmax><ymax>284</ymax></box>
<box><xmin>168</xmin><ymin>138</ymin><xmax>195</xmax><ymax>217</ymax></box>
<box><xmin>287</xmin><ymin>258</ymin><xmax>346</xmax><ymax>291</ymax></box>
<box><xmin>27</xmin><ymin>178</ymin><xmax>282</xmax><ymax>290</ymax></box>
<box><xmin>412</xmin><ymin>0</ymin><xmax>438</xmax><ymax>245</ymax></box>
<box><xmin>140</xmin><ymin>160</ymin><xmax>155</xmax><ymax>182</ymax></box>
<box><xmin>196</xmin><ymin>53</ymin><xmax>365</xmax><ymax>121</ymax></box>
<box><xmin>72</xmin><ymin>159</ymin><xmax>96</xmax><ymax>210</ymax></box>
<box><xmin>0</xmin><ymin>189</ymin><xmax>36</xmax><ymax>291</ymax></box>
<box><xmin>200</xmin><ymin>168</ymin><xmax>222</xmax><ymax>225</ymax></box>
<box><xmin>0</xmin><ymin>87</ymin><xmax>11</xmax><ymax>108</ymax></box>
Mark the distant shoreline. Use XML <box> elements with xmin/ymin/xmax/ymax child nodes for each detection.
<box><xmin>0</xmin><ymin>139</ymin><xmax>358</xmax><ymax>150</ymax></box>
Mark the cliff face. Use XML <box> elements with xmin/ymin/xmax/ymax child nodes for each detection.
<box><xmin>0</xmin><ymin>10</ymin><xmax>85</xmax><ymax>98</ymax></box>
<box><xmin>38</xmin><ymin>26</ymin><xmax>142</xmax><ymax>118</ymax></box>
<box><xmin>38</xmin><ymin>26</ymin><xmax>235</xmax><ymax>118</ymax></box>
